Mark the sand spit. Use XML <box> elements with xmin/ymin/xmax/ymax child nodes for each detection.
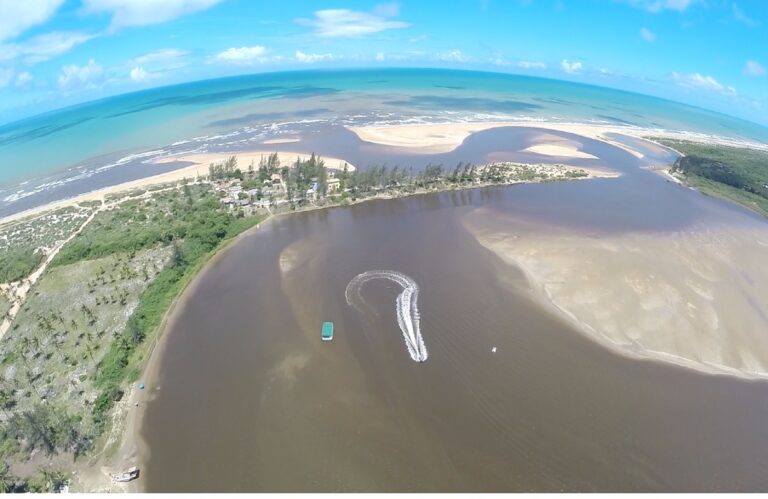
<box><xmin>0</xmin><ymin>150</ymin><xmax>355</xmax><ymax>226</ymax></box>
<box><xmin>522</xmin><ymin>144</ymin><xmax>598</xmax><ymax>159</ymax></box>
<box><xmin>154</xmin><ymin>151</ymin><xmax>355</xmax><ymax>172</ymax></box>
<box><xmin>465</xmin><ymin>212</ymin><xmax>768</xmax><ymax>379</ymax></box>
<box><xmin>262</xmin><ymin>137</ymin><xmax>300</xmax><ymax>144</ymax></box>
<box><xmin>349</xmin><ymin>121</ymin><xmax>768</xmax><ymax>159</ymax></box>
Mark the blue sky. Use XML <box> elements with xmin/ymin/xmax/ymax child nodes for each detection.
<box><xmin>0</xmin><ymin>0</ymin><xmax>766</xmax><ymax>125</ymax></box>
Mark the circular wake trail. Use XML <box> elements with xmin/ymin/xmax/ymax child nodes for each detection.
<box><xmin>345</xmin><ymin>270</ymin><xmax>428</xmax><ymax>362</ymax></box>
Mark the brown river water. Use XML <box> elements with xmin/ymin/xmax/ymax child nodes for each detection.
<box><xmin>139</xmin><ymin>129</ymin><xmax>768</xmax><ymax>492</ymax></box>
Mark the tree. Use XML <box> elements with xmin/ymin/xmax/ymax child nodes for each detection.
<box><xmin>28</xmin><ymin>469</ymin><xmax>68</xmax><ymax>493</ymax></box>
<box><xmin>0</xmin><ymin>463</ymin><xmax>17</xmax><ymax>493</ymax></box>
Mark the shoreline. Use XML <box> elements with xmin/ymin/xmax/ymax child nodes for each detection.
<box><xmin>0</xmin><ymin>151</ymin><xmax>356</xmax><ymax>227</ymax></box>
<box><xmin>4</xmin><ymin>119</ymin><xmax>765</xmax><ymax>228</ymax></box>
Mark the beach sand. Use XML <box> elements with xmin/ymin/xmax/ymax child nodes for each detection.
<box><xmin>521</xmin><ymin>143</ymin><xmax>598</xmax><ymax>159</ymax></box>
<box><xmin>0</xmin><ymin>151</ymin><xmax>355</xmax><ymax>226</ymax></box>
<box><xmin>349</xmin><ymin>121</ymin><xmax>768</xmax><ymax>158</ymax></box>
<box><xmin>465</xmin><ymin>211</ymin><xmax>768</xmax><ymax>379</ymax></box>
<box><xmin>155</xmin><ymin>151</ymin><xmax>355</xmax><ymax>172</ymax></box>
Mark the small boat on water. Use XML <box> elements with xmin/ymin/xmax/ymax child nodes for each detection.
<box><xmin>113</xmin><ymin>466</ymin><xmax>140</xmax><ymax>483</ymax></box>
<box><xmin>321</xmin><ymin>321</ymin><xmax>334</xmax><ymax>342</ymax></box>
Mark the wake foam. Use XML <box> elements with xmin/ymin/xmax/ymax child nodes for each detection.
<box><xmin>345</xmin><ymin>270</ymin><xmax>428</xmax><ymax>363</ymax></box>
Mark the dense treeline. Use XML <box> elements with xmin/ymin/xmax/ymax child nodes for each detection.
<box><xmin>660</xmin><ymin>139</ymin><xmax>768</xmax><ymax>217</ymax></box>
<box><xmin>672</xmin><ymin>155</ymin><xmax>761</xmax><ymax>194</ymax></box>
<box><xmin>666</xmin><ymin>141</ymin><xmax>768</xmax><ymax>197</ymax></box>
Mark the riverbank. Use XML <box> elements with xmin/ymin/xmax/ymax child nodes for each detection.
<box><xmin>91</xmin><ymin>162</ymin><xmax>617</xmax><ymax>492</ymax></box>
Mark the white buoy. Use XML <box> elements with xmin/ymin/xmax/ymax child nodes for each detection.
<box><xmin>491</xmin><ymin>347</ymin><xmax>497</xmax><ymax>353</ymax></box>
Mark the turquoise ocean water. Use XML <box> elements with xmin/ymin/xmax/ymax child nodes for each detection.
<box><xmin>0</xmin><ymin>68</ymin><xmax>766</xmax><ymax>214</ymax></box>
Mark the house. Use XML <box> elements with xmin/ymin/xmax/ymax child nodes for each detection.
<box><xmin>326</xmin><ymin>177</ymin><xmax>341</xmax><ymax>193</ymax></box>
<box><xmin>271</xmin><ymin>173</ymin><xmax>282</xmax><ymax>184</ymax></box>
<box><xmin>247</xmin><ymin>188</ymin><xmax>260</xmax><ymax>197</ymax></box>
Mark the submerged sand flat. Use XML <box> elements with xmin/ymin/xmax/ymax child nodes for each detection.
<box><xmin>466</xmin><ymin>213</ymin><xmax>768</xmax><ymax>378</ymax></box>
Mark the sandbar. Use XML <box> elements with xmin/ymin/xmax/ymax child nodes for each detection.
<box><xmin>465</xmin><ymin>212</ymin><xmax>768</xmax><ymax>379</ymax></box>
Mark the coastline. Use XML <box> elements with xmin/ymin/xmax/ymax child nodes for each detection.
<box><xmin>0</xmin><ymin>151</ymin><xmax>355</xmax><ymax>227</ymax></box>
<box><xmin>4</xmin><ymin>119</ymin><xmax>763</xmax><ymax>228</ymax></box>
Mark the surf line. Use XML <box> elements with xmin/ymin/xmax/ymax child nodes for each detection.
<box><xmin>345</xmin><ymin>270</ymin><xmax>428</xmax><ymax>363</ymax></box>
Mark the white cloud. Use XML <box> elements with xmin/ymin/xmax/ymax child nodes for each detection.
<box><xmin>130</xmin><ymin>66</ymin><xmax>148</xmax><ymax>82</ymax></box>
<box><xmin>213</xmin><ymin>46</ymin><xmax>269</xmax><ymax>64</ymax></box>
<box><xmin>81</xmin><ymin>0</ymin><xmax>223</xmax><ymax>29</ymax></box>
<box><xmin>133</xmin><ymin>48</ymin><xmax>188</xmax><ymax>65</ymax></box>
<box><xmin>438</xmin><ymin>49</ymin><xmax>470</xmax><ymax>63</ymax></box>
<box><xmin>671</xmin><ymin>71</ymin><xmax>737</xmax><ymax>96</ymax></box>
<box><xmin>58</xmin><ymin>58</ymin><xmax>103</xmax><ymax>90</ymax></box>
<box><xmin>408</xmin><ymin>34</ymin><xmax>427</xmax><ymax>43</ymax></box>
<box><xmin>744</xmin><ymin>60</ymin><xmax>766</xmax><ymax>77</ymax></box>
<box><xmin>375</xmin><ymin>52</ymin><xmax>385</xmax><ymax>62</ymax></box>
<box><xmin>297</xmin><ymin>4</ymin><xmax>410</xmax><ymax>37</ymax></box>
<box><xmin>622</xmin><ymin>0</ymin><xmax>698</xmax><ymax>13</ymax></box>
<box><xmin>640</xmin><ymin>27</ymin><xmax>656</xmax><ymax>42</ymax></box>
<box><xmin>0</xmin><ymin>0</ymin><xmax>65</xmax><ymax>42</ymax></box>
<box><xmin>294</xmin><ymin>50</ymin><xmax>335</xmax><ymax>63</ymax></box>
<box><xmin>0</xmin><ymin>31</ymin><xmax>95</xmax><ymax>64</ymax></box>
<box><xmin>560</xmin><ymin>59</ymin><xmax>583</xmax><ymax>73</ymax></box>
<box><xmin>15</xmin><ymin>71</ymin><xmax>32</xmax><ymax>87</ymax></box>
<box><xmin>732</xmin><ymin>3</ymin><xmax>759</xmax><ymax>27</ymax></box>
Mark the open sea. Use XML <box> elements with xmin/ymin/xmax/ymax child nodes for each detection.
<box><xmin>1</xmin><ymin>68</ymin><xmax>767</xmax><ymax>218</ymax></box>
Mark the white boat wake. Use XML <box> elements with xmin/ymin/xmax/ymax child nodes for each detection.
<box><xmin>345</xmin><ymin>270</ymin><xmax>428</xmax><ymax>363</ymax></box>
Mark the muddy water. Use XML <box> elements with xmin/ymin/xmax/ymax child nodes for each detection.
<box><xmin>141</xmin><ymin>171</ymin><xmax>768</xmax><ymax>491</ymax></box>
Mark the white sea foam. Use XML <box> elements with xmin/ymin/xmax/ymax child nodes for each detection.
<box><xmin>345</xmin><ymin>270</ymin><xmax>428</xmax><ymax>362</ymax></box>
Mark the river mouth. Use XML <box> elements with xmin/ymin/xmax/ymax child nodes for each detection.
<box><xmin>139</xmin><ymin>145</ymin><xmax>768</xmax><ymax>492</ymax></box>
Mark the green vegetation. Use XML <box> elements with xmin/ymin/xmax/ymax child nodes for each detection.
<box><xmin>0</xmin><ymin>181</ymin><xmax>265</xmax><ymax>488</ymax></box>
<box><xmin>657</xmin><ymin>139</ymin><xmax>768</xmax><ymax>217</ymax></box>
<box><xmin>0</xmin><ymin>206</ymin><xmax>95</xmax><ymax>283</ymax></box>
<box><xmin>0</xmin><ymin>247</ymin><xmax>44</xmax><ymax>282</ymax></box>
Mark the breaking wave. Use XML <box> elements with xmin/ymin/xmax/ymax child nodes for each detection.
<box><xmin>345</xmin><ymin>270</ymin><xmax>428</xmax><ymax>363</ymax></box>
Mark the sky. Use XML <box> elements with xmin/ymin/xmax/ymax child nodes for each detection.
<box><xmin>0</xmin><ymin>0</ymin><xmax>766</xmax><ymax>126</ymax></box>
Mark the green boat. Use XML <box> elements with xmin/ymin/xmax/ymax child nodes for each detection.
<box><xmin>321</xmin><ymin>321</ymin><xmax>334</xmax><ymax>342</ymax></box>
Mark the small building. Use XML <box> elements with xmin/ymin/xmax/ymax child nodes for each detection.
<box><xmin>326</xmin><ymin>177</ymin><xmax>341</xmax><ymax>193</ymax></box>
<box><xmin>271</xmin><ymin>173</ymin><xmax>282</xmax><ymax>184</ymax></box>
<box><xmin>247</xmin><ymin>188</ymin><xmax>260</xmax><ymax>197</ymax></box>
